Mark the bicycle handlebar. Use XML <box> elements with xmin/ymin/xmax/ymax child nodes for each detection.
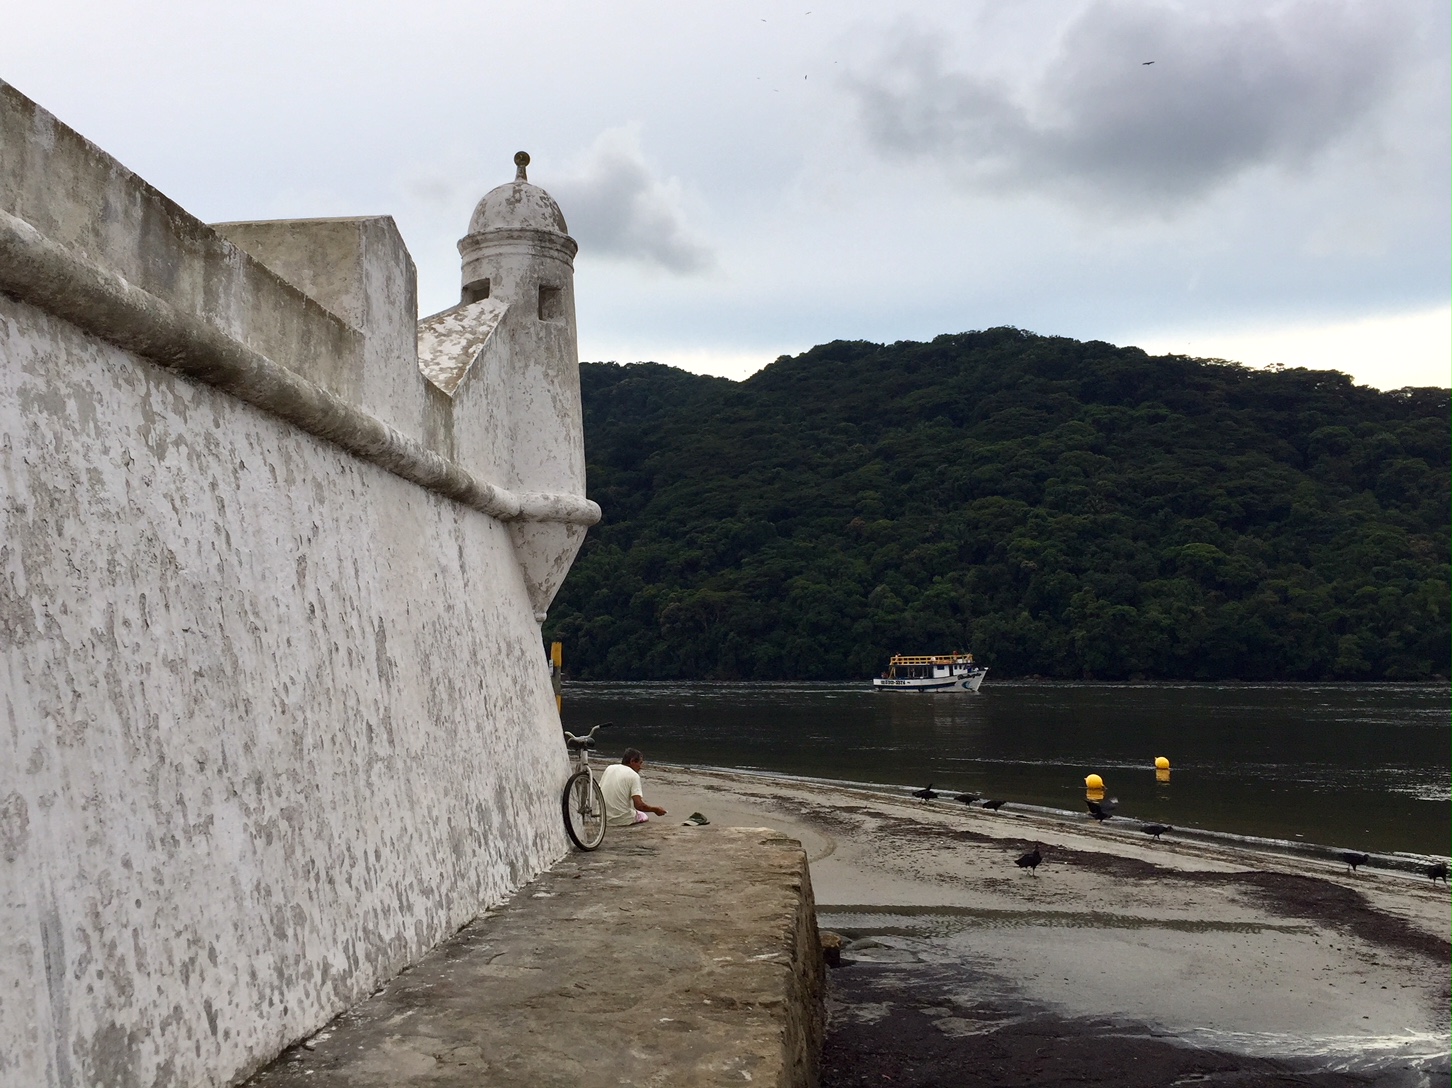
<box><xmin>563</xmin><ymin>721</ymin><xmax>613</xmax><ymax>745</ymax></box>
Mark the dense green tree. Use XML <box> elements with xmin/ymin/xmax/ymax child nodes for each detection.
<box><xmin>546</xmin><ymin>330</ymin><xmax>1450</xmax><ymax>681</ymax></box>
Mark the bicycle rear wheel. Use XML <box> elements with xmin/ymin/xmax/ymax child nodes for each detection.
<box><xmin>562</xmin><ymin>770</ymin><xmax>607</xmax><ymax>850</ymax></box>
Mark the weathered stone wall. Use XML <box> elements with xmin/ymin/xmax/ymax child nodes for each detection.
<box><xmin>0</xmin><ymin>82</ymin><xmax>593</xmax><ymax>1087</ymax></box>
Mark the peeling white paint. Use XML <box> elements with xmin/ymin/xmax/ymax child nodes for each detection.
<box><xmin>418</xmin><ymin>298</ymin><xmax>510</xmax><ymax>397</ymax></box>
<box><xmin>0</xmin><ymin>83</ymin><xmax>594</xmax><ymax>1087</ymax></box>
<box><xmin>454</xmin><ymin>152</ymin><xmax>589</xmax><ymax>621</ymax></box>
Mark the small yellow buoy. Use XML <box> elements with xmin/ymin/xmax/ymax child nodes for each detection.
<box><xmin>1084</xmin><ymin>773</ymin><xmax>1104</xmax><ymax>789</ymax></box>
<box><xmin>1154</xmin><ymin>756</ymin><xmax>1170</xmax><ymax>770</ymax></box>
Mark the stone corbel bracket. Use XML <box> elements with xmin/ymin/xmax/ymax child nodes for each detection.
<box><xmin>0</xmin><ymin>207</ymin><xmax>601</xmax><ymax>532</ymax></box>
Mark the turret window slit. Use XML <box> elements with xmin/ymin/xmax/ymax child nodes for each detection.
<box><xmin>538</xmin><ymin>285</ymin><xmax>563</xmax><ymax>321</ymax></box>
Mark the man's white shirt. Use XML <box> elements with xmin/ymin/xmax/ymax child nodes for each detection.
<box><xmin>599</xmin><ymin>763</ymin><xmax>643</xmax><ymax>827</ymax></box>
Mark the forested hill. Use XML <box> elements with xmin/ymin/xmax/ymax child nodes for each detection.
<box><xmin>545</xmin><ymin>329</ymin><xmax>1449</xmax><ymax>682</ymax></box>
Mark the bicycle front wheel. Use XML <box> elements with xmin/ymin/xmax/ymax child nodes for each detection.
<box><xmin>562</xmin><ymin>771</ymin><xmax>607</xmax><ymax>850</ymax></box>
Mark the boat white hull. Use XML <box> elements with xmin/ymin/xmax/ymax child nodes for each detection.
<box><xmin>873</xmin><ymin>670</ymin><xmax>986</xmax><ymax>693</ymax></box>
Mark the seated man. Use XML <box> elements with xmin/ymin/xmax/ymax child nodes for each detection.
<box><xmin>599</xmin><ymin>748</ymin><xmax>667</xmax><ymax>827</ymax></box>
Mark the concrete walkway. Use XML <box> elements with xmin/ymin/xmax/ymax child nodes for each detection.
<box><xmin>243</xmin><ymin>824</ymin><xmax>825</xmax><ymax>1088</ymax></box>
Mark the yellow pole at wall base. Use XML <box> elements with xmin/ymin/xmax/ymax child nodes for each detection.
<box><xmin>550</xmin><ymin>641</ymin><xmax>563</xmax><ymax>716</ymax></box>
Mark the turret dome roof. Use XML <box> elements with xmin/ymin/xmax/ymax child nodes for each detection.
<box><xmin>468</xmin><ymin>152</ymin><xmax>569</xmax><ymax>235</ymax></box>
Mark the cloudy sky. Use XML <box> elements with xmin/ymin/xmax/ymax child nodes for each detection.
<box><xmin>5</xmin><ymin>0</ymin><xmax>1447</xmax><ymax>388</ymax></box>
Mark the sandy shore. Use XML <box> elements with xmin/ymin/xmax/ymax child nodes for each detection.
<box><xmin>640</xmin><ymin>764</ymin><xmax>1450</xmax><ymax>1086</ymax></box>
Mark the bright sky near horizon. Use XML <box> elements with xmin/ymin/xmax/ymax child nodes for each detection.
<box><xmin>5</xmin><ymin>0</ymin><xmax>1447</xmax><ymax>390</ymax></box>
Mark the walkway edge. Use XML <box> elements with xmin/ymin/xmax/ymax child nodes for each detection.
<box><xmin>244</xmin><ymin>825</ymin><xmax>826</xmax><ymax>1087</ymax></box>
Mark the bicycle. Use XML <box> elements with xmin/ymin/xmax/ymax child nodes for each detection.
<box><xmin>561</xmin><ymin>722</ymin><xmax>612</xmax><ymax>850</ymax></box>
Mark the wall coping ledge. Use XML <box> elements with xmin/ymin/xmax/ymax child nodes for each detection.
<box><xmin>0</xmin><ymin>206</ymin><xmax>600</xmax><ymax>529</ymax></box>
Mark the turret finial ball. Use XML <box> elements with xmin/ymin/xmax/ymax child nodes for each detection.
<box><xmin>514</xmin><ymin>151</ymin><xmax>530</xmax><ymax>181</ymax></box>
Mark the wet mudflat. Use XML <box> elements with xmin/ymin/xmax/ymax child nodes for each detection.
<box><xmin>645</xmin><ymin>766</ymin><xmax>1451</xmax><ymax>1088</ymax></box>
<box><xmin>822</xmin><ymin>960</ymin><xmax>1409</xmax><ymax>1088</ymax></box>
<box><xmin>818</xmin><ymin>866</ymin><xmax>1450</xmax><ymax>1088</ymax></box>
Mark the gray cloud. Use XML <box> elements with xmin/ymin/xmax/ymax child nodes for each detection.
<box><xmin>847</xmin><ymin>0</ymin><xmax>1415</xmax><ymax>205</ymax></box>
<box><xmin>549</xmin><ymin>127</ymin><xmax>714</xmax><ymax>274</ymax></box>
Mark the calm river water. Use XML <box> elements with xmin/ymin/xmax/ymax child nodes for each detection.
<box><xmin>560</xmin><ymin>682</ymin><xmax>1450</xmax><ymax>858</ymax></box>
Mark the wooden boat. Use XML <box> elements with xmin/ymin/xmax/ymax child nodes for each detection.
<box><xmin>873</xmin><ymin>653</ymin><xmax>987</xmax><ymax>693</ymax></box>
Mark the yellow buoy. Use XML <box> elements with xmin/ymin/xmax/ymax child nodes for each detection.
<box><xmin>1154</xmin><ymin>756</ymin><xmax>1170</xmax><ymax>770</ymax></box>
<box><xmin>1084</xmin><ymin>773</ymin><xmax>1104</xmax><ymax>789</ymax></box>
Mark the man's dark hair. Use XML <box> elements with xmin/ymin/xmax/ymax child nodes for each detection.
<box><xmin>621</xmin><ymin>748</ymin><xmax>643</xmax><ymax>765</ymax></box>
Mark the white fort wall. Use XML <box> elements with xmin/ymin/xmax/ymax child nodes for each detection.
<box><xmin>0</xmin><ymin>82</ymin><xmax>596</xmax><ymax>1086</ymax></box>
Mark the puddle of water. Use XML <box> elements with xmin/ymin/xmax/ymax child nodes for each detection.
<box><xmin>1168</xmin><ymin>1026</ymin><xmax>1451</xmax><ymax>1083</ymax></box>
<box><xmin>820</xmin><ymin>927</ymin><xmax>1449</xmax><ymax>1083</ymax></box>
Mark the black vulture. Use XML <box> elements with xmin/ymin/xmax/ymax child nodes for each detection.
<box><xmin>953</xmin><ymin>792</ymin><xmax>980</xmax><ymax>804</ymax></box>
<box><xmin>911</xmin><ymin>784</ymin><xmax>938</xmax><ymax>801</ymax></box>
<box><xmin>1087</xmin><ymin>798</ymin><xmax>1118</xmax><ymax>822</ymax></box>
<box><xmin>981</xmin><ymin>799</ymin><xmax>1006</xmax><ymax>811</ymax></box>
<box><xmin>1015</xmin><ymin>844</ymin><xmax>1043</xmax><ymax>874</ymax></box>
<box><xmin>1341</xmin><ymin>852</ymin><xmax>1370</xmax><ymax>873</ymax></box>
<box><xmin>1427</xmin><ymin>861</ymin><xmax>1448</xmax><ymax>884</ymax></box>
<box><xmin>1141</xmin><ymin>823</ymin><xmax>1172</xmax><ymax>840</ymax></box>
